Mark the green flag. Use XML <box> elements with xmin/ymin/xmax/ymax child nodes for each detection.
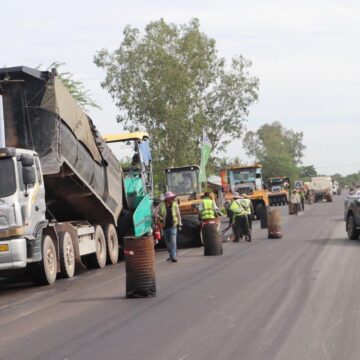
<box><xmin>199</xmin><ymin>129</ymin><xmax>211</xmax><ymax>183</ymax></box>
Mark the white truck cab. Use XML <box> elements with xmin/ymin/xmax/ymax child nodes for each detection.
<box><xmin>0</xmin><ymin>147</ymin><xmax>47</xmax><ymax>270</ymax></box>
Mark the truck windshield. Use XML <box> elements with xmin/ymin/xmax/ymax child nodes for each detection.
<box><xmin>0</xmin><ymin>158</ymin><xmax>16</xmax><ymax>197</ymax></box>
<box><xmin>166</xmin><ymin>170</ymin><xmax>199</xmax><ymax>195</ymax></box>
<box><xmin>229</xmin><ymin>168</ymin><xmax>257</xmax><ymax>186</ymax></box>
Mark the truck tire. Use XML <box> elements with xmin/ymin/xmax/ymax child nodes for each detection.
<box><xmin>105</xmin><ymin>224</ymin><xmax>119</xmax><ymax>265</ymax></box>
<box><xmin>59</xmin><ymin>231</ymin><xmax>75</xmax><ymax>278</ymax></box>
<box><xmin>29</xmin><ymin>235</ymin><xmax>57</xmax><ymax>286</ymax></box>
<box><xmin>85</xmin><ymin>225</ymin><xmax>107</xmax><ymax>269</ymax></box>
<box><xmin>347</xmin><ymin>214</ymin><xmax>359</xmax><ymax>240</ymax></box>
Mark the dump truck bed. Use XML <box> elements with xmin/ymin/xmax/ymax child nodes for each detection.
<box><xmin>0</xmin><ymin>66</ymin><xmax>122</xmax><ymax>224</ymax></box>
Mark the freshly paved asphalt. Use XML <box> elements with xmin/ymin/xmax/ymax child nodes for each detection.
<box><xmin>1</xmin><ymin>196</ymin><xmax>358</xmax><ymax>360</ymax></box>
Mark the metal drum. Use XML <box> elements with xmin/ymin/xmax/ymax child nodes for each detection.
<box><xmin>268</xmin><ymin>209</ymin><xmax>282</xmax><ymax>239</ymax></box>
<box><xmin>124</xmin><ymin>236</ymin><xmax>156</xmax><ymax>298</ymax></box>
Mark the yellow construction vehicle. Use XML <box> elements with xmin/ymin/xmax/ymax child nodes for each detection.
<box><xmin>104</xmin><ymin>132</ymin><xmax>153</xmax><ymax>239</ymax></box>
<box><xmin>220</xmin><ymin>163</ymin><xmax>269</xmax><ymax>219</ymax></box>
<box><xmin>267</xmin><ymin>177</ymin><xmax>290</xmax><ymax>206</ymax></box>
<box><xmin>165</xmin><ymin>165</ymin><xmax>217</xmax><ymax>247</ymax></box>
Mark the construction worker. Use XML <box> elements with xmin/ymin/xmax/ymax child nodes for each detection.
<box><xmin>239</xmin><ymin>194</ymin><xmax>254</xmax><ymax>238</ymax></box>
<box><xmin>229</xmin><ymin>193</ymin><xmax>249</xmax><ymax>242</ymax></box>
<box><xmin>199</xmin><ymin>192</ymin><xmax>219</xmax><ymax>221</ymax></box>
<box><xmin>290</xmin><ymin>189</ymin><xmax>301</xmax><ymax>215</ymax></box>
<box><xmin>159</xmin><ymin>191</ymin><xmax>182</xmax><ymax>262</ymax></box>
<box><xmin>300</xmin><ymin>188</ymin><xmax>305</xmax><ymax>211</ymax></box>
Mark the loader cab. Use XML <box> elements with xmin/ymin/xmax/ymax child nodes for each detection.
<box><xmin>104</xmin><ymin>132</ymin><xmax>153</xmax><ymax>199</ymax></box>
<box><xmin>268</xmin><ymin>177</ymin><xmax>290</xmax><ymax>192</ymax></box>
<box><xmin>165</xmin><ymin>166</ymin><xmax>201</xmax><ymax>196</ymax></box>
<box><xmin>104</xmin><ymin>132</ymin><xmax>153</xmax><ymax>237</ymax></box>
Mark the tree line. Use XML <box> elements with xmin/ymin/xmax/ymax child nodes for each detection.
<box><xmin>53</xmin><ymin>18</ymin><xmax>319</xmax><ymax>185</ymax></box>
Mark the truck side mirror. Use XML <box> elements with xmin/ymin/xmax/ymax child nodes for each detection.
<box><xmin>21</xmin><ymin>154</ymin><xmax>34</xmax><ymax>167</ymax></box>
<box><xmin>23</xmin><ymin>167</ymin><xmax>36</xmax><ymax>186</ymax></box>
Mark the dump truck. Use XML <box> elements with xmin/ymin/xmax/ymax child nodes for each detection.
<box><xmin>0</xmin><ymin>66</ymin><xmax>152</xmax><ymax>286</ymax></box>
<box><xmin>220</xmin><ymin>163</ymin><xmax>269</xmax><ymax>219</ymax></box>
<box><xmin>267</xmin><ymin>177</ymin><xmax>290</xmax><ymax>206</ymax></box>
<box><xmin>310</xmin><ymin>176</ymin><xmax>333</xmax><ymax>202</ymax></box>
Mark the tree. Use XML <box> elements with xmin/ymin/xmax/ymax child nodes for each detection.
<box><xmin>46</xmin><ymin>62</ymin><xmax>100</xmax><ymax>111</ymax></box>
<box><xmin>94</xmin><ymin>18</ymin><xmax>259</xmax><ymax>178</ymax></box>
<box><xmin>243</xmin><ymin>121</ymin><xmax>305</xmax><ymax>180</ymax></box>
<box><xmin>300</xmin><ymin>165</ymin><xmax>317</xmax><ymax>180</ymax></box>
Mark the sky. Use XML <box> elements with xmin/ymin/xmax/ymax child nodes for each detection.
<box><xmin>1</xmin><ymin>0</ymin><xmax>359</xmax><ymax>175</ymax></box>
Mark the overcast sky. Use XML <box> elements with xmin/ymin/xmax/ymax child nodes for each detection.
<box><xmin>1</xmin><ymin>0</ymin><xmax>359</xmax><ymax>175</ymax></box>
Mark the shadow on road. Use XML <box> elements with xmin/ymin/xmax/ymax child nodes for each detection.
<box><xmin>0</xmin><ymin>275</ymin><xmax>34</xmax><ymax>294</ymax></box>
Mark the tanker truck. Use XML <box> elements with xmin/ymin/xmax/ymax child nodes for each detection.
<box><xmin>0</xmin><ymin>66</ymin><xmax>152</xmax><ymax>285</ymax></box>
<box><xmin>310</xmin><ymin>176</ymin><xmax>333</xmax><ymax>202</ymax></box>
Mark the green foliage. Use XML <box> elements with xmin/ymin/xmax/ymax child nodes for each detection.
<box><xmin>300</xmin><ymin>165</ymin><xmax>317</xmax><ymax>181</ymax></box>
<box><xmin>331</xmin><ymin>171</ymin><xmax>360</xmax><ymax>188</ymax></box>
<box><xmin>94</xmin><ymin>18</ymin><xmax>258</xmax><ymax>179</ymax></box>
<box><xmin>243</xmin><ymin>121</ymin><xmax>305</xmax><ymax>180</ymax></box>
<box><xmin>47</xmin><ymin>62</ymin><xmax>101</xmax><ymax>111</ymax></box>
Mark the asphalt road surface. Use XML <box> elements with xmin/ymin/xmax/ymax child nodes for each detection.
<box><xmin>1</xmin><ymin>196</ymin><xmax>358</xmax><ymax>360</ymax></box>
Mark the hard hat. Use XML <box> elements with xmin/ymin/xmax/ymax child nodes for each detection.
<box><xmin>241</xmin><ymin>193</ymin><xmax>248</xmax><ymax>198</ymax></box>
<box><xmin>232</xmin><ymin>192</ymin><xmax>241</xmax><ymax>199</ymax></box>
<box><xmin>164</xmin><ymin>191</ymin><xmax>176</xmax><ymax>200</ymax></box>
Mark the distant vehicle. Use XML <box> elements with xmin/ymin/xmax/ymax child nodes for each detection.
<box><xmin>293</xmin><ymin>180</ymin><xmax>304</xmax><ymax>189</ymax></box>
<box><xmin>267</xmin><ymin>177</ymin><xmax>289</xmax><ymax>206</ymax></box>
<box><xmin>310</xmin><ymin>176</ymin><xmax>332</xmax><ymax>202</ymax></box>
<box><xmin>332</xmin><ymin>180</ymin><xmax>340</xmax><ymax>195</ymax></box>
<box><xmin>220</xmin><ymin>163</ymin><xmax>269</xmax><ymax>219</ymax></box>
<box><xmin>344</xmin><ymin>190</ymin><xmax>360</xmax><ymax>239</ymax></box>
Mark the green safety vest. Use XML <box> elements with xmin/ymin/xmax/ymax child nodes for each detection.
<box><xmin>159</xmin><ymin>201</ymin><xmax>180</xmax><ymax>227</ymax></box>
<box><xmin>229</xmin><ymin>199</ymin><xmax>246</xmax><ymax>217</ymax></box>
<box><xmin>239</xmin><ymin>198</ymin><xmax>252</xmax><ymax>216</ymax></box>
<box><xmin>201</xmin><ymin>198</ymin><xmax>216</xmax><ymax>220</ymax></box>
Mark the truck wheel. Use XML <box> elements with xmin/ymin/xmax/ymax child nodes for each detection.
<box><xmin>105</xmin><ymin>224</ymin><xmax>119</xmax><ymax>265</ymax></box>
<box><xmin>85</xmin><ymin>225</ymin><xmax>107</xmax><ymax>269</ymax></box>
<box><xmin>59</xmin><ymin>231</ymin><xmax>75</xmax><ymax>278</ymax></box>
<box><xmin>347</xmin><ymin>215</ymin><xmax>359</xmax><ymax>240</ymax></box>
<box><xmin>30</xmin><ymin>235</ymin><xmax>57</xmax><ymax>286</ymax></box>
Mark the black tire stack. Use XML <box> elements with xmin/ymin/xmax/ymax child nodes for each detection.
<box><xmin>202</xmin><ymin>223</ymin><xmax>223</xmax><ymax>256</ymax></box>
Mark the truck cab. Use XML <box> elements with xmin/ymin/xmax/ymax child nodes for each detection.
<box><xmin>220</xmin><ymin>164</ymin><xmax>269</xmax><ymax>218</ymax></box>
<box><xmin>0</xmin><ymin>147</ymin><xmax>46</xmax><ymax>270</ymax></box>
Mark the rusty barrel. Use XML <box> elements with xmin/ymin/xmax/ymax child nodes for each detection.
<box><xmin>288</xmin><ymin>203</ymin><xmax>295</xmax><ymax>215</ymax></box>
<box><xmin>124</xmin><ymin>236</ymin><xmax>156</xmax><ymax>298</ymax></box>
<box><xmin>268</xmin><ymin>209</ymin><xmax>282</xmax><ymax>239</ymax></box>
<box><xmin>202</xmin><ymin>222</ymin><xmax>223</xmax><ymax>256</ymax></box>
